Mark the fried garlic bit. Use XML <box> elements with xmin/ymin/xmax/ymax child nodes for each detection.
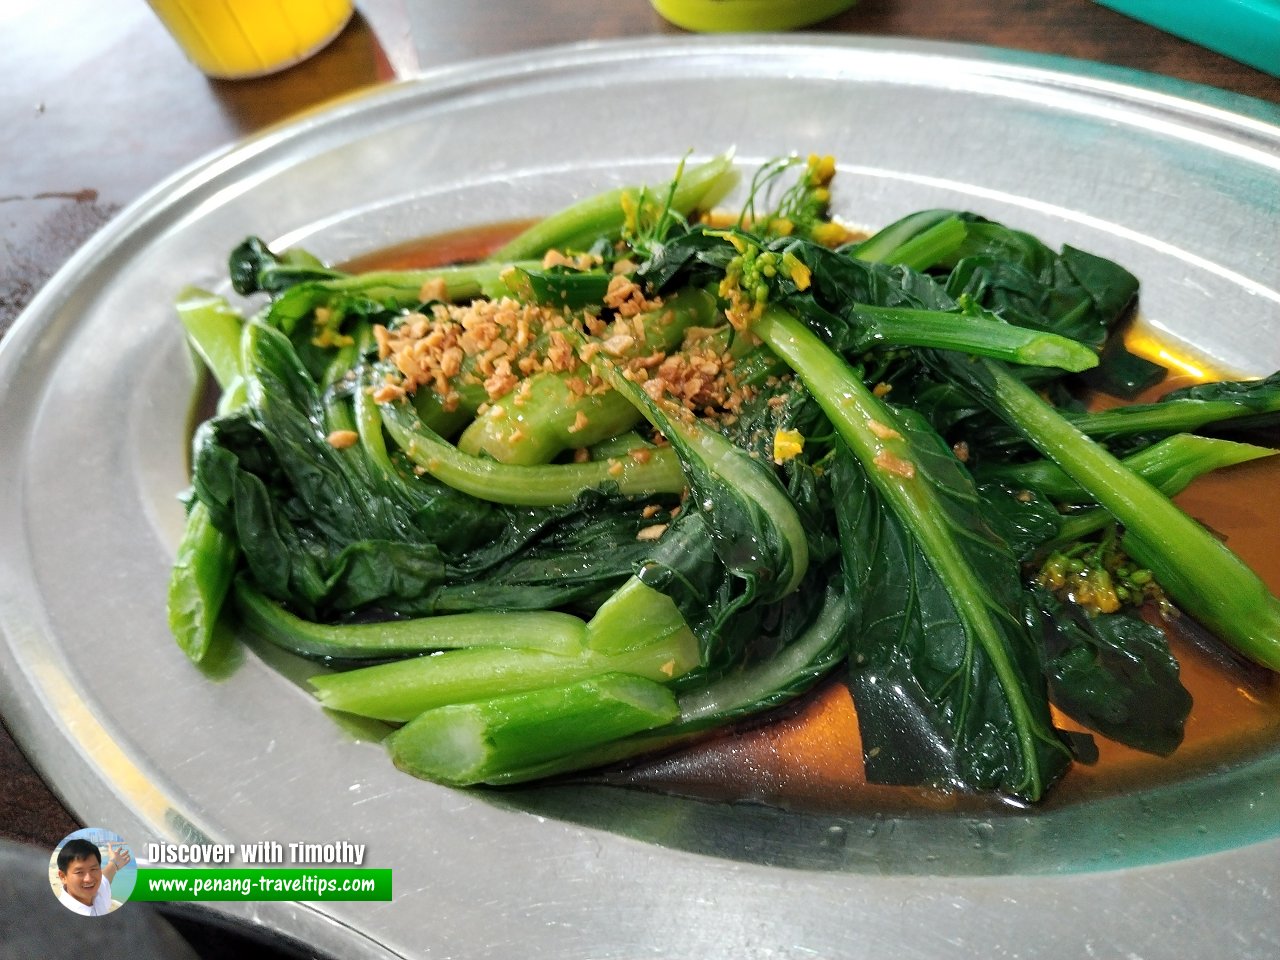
<box><xmin>325</xmin><ymin>429</ymin><xmax>359</xmax><ymax>449</ymax></box>
<box><xmin>873</xmin><ymin>449</ymin><xmax>916</xmax><ymax>479</ymax></box>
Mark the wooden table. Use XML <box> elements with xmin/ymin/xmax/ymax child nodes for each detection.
<box><xmin>2</xmin><ymin>0</ymin><xmax>1278</xmax><ymax>872</ymax></box>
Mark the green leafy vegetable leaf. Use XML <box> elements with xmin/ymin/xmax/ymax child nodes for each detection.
<box><xmin>1028</xmin><ymin>588</ymin><xmax>1191</xmax><ymax>756</ymax></box>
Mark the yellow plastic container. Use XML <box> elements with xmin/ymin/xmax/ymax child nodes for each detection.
<box><xmin>651</xmin><ymin>0</ymin><xmax>858</xmax><ymax>31</ymax></box>
<box><xmin>146</xmin><ymin>0</ymin><xmax>354</xmax><ymax>79</ymax></box>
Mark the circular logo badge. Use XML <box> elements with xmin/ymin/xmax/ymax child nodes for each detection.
<box><xmin>50</xmin><ymin>828</ymin><xmax>136</xmax><ymax>916</ymax></box>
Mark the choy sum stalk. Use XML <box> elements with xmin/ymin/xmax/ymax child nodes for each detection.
<box><xmin>843</xmin><ymin>303</ymin><xmax>1099</xmax><ymax>372</ymax></box>
<box><xmin>387</xmin><ymin>674</ymin><xmax>681</xmax><ymax>787</ymax></box>
<box><xmin>167</xmin><ymin>292</ymin><xmax>248</xmax><ymax>662</ymax></box>
<box><xmin>978</xmin><ymin>434</ymin><xmax>1277</xmax><ymax>505</ymax></box>
<box><xmin>491</xmin><ymin>152</ymin><xmax>739</xmax><ymax>262</ymax></box>
<box><xmin>378</xmin><ymin>391</ymin><xmax>686</xmax><ymax>506</ymax></box>
<box><xmin>939</xmin><ymin>354</ymin><xmax>1280</xmax><ymax>672</ymax></box>
<box><xmin>753</xmin><ymin>306</ymin><xmax>1070</xmax><ymax>800</ymax></box>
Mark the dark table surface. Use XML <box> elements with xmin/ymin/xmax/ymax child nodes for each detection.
<box><xmin>2</xmin><ymin>0</ymin><xmax>1278</xmax><ymax>879</ymax></box>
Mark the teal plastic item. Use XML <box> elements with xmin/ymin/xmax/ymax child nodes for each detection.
<box><xmin>1093</xmin><ymin>0</ymin><xmax>1280</xmax><ymax>77</ymax></box>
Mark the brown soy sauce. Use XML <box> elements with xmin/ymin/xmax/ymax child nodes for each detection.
<box><xmin>348</xmin><ymin>225</ymin><xmax>1280</xmax><ymax>814</ymax></box>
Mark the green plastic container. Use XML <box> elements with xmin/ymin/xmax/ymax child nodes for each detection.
<box><xmin>1092</xmin><ymin>0</ymin><xmax>1280</xmax><ymax>78</ymax></box>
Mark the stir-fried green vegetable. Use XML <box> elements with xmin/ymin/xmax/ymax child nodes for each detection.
<box><xmin>168</xmin><ymin>152</ymin><xmax>1280</xmax><ymax>803</ymax></box>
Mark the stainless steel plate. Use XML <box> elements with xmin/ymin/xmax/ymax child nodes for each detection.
<box><xmin>2</xmin><ymin>36</ymin><xmax>1279</xmax><ymax>960</ymax></box>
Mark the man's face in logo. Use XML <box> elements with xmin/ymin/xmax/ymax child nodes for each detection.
<box><xmin>59</xmin><ymin>855</ymin><xmax>102</xmax><ymax>905</ymax></box>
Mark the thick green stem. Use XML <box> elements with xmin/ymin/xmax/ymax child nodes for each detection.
<box><xmin>176</xmin><ymin>287</ymin><xmax>245</xmax><ymax>390</ymax></box>
<box><xmin>386</xmin><ymin>674</ymin><xmax>680</xmax><ymax>786</ymax></box>
<box><xmin>981</xmin><ymin>434</ymin><xmax>1276</xmax><ymax>504</ymax></box>
<box><xmin>167</xmin><ymin>501</ymin><xmax>238</xmax><ymax>662</ymax></box>
<box><xmin>482</xmin><ymin>584</ymin><xmax>852</xmax><ymax>784</ymax></box>
<box><xmin>585</xmin><ymin>577</ymin><xmax>693</xmax><ymax>655</ymax></box>
<box><xmin>457</xmin><ymin>288</ymin><xmax>717</xmax><ymax>464</ymax></box>
<box><xmin>1041</xmin><ymin>434</ymin><xmax>1270</xmax><ymax>550</ymax></box>
<box><xmin>379</xmin><ymin>397</ymin><xmax>686</xmax><ymax>506</ymax></box>
<box><xmin>755</xmin><ymin>307</ymin><xmax>1058</xmax><ymax>799</ymax></box>
<box><xmin>236</xmin><ymin>580</ymin><xmax>585</xmax><ymax>659</ymax></box>
<box><xmin>974</xmin><ymin>358</ymin><xmax>1280</xmax><ymax>671</ymax></box>
<box><xmin>460</xmin><ymin>375</ymin><xmax>646</xmax><ymax>463</ymax></box>
<box><xmin>849</xmin><ymin>211</ymin><xmax>969</xmax><ymax>268</ymax></box>
<box><xmin>304</xmin><ymin>262</ymin><xmax>529</xmax><ymax>307</ymax></box>
<box><xmin>982</xmin><ymin>378</ymin><xmax>1280</xmax><ymax>449</ymax></box>
<box><xmin>501</xmin><ymin>266</ymin><xmax>612</xmax><ymax>308</ymax></box>
<box><xmin>852</xmin><ymin>305</ymin><xmax>1098</xmax><ymax>373</ymax></box>
<box><xmin>491</xmin><ymin>153</ymin><xmax>738</xmax><ymax>262</ymax></box>
<box><xmin>168</xmin><ymin>296</ymin><xmax>249</xmax><ymax>664</ymax></box>
<box><xmin>585</xmin><ymin>431</ymin><xmax>656</xmax><ymax>460</ymax></box>
<box><xmin>310</xmin><ymin>626</ymin><xmax>699</xmax><ymax>722</ymax></box>
<box><xmin>1072</xmin><ymin>396</ymin><xmax>1280</xmax><ymax>437</ymax></box>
